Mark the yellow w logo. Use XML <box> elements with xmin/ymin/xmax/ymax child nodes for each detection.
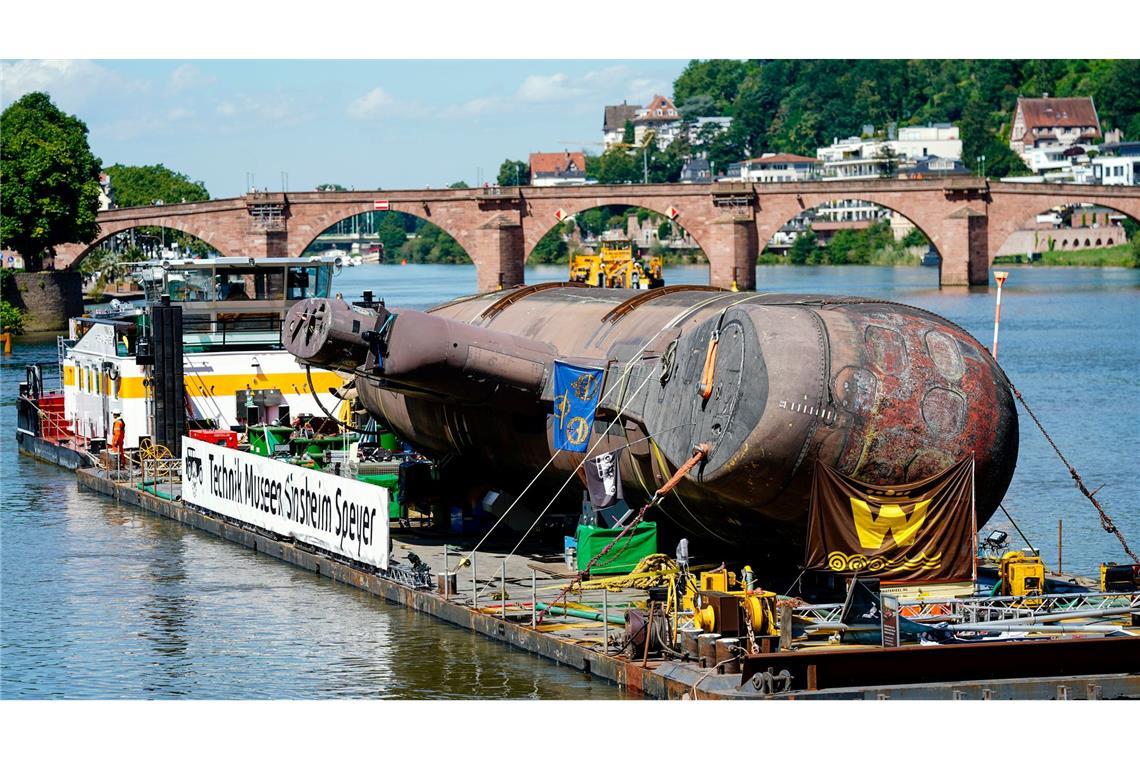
<box><xmin>849</xmin><ymin>498</ymin><xmax>931</xmax><ymax>550</ymax></box>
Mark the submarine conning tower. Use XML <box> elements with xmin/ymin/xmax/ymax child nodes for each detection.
<box><xmin>284</xmin><ymin>283</ymin><xmax>1018</xmax><ymax>550</ymax></box>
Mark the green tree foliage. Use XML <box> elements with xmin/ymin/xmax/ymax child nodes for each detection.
<box><xmin>593</xmin><ymin>147</ymin><xmax>642</xmax><ymax>184</ymax></box>
<box><xmin>103</xmin><ymin>163</ymin><xmax>209</xmax><ymax>208</ymax></box>
<box><xmin>497</xmin><ymin>159</ymin><xmax>530</xmax><ymax>186</ymax></box>
<box><xmin>0</xmin><ymin>299</ymin><xmax>26</xmax><ymax>335</ymax></box>
<box><xmin>448</xmin><ymin>180</ymin><xmax>470</xmax><ymax>189</ymax></box>
<box><xmin>622</xmin><ymin>121</ymin><xmax>635</xmax><ymax>144</ymax></box>
<box><xmin>670</xmin><ymin>59</ymin><xmax>1140</xmax><ymax>169</ymax></box>
<box><xmin>0</xmin><ymin>92</ymin><xmax>102</xmax><ymax>271</ymax></box>
<box><xmin>788</xmin><ymin>229</ymin><xmax>817</xmax><ymax>265</ymax></box>
<box><xmin>400</xmin><ymin>221</ymin><xmax>470</xmax><ymax>264</ymax></box>
<box><xmin>376</xmin><ymin>212</ymin><xmax>411</xmax><ymax>255</ymax></box>
<box><xmin>316</xmin><ymin>183</ymin><xmax>348</xmax><ymax>191</ymax></box>
<box><xmin>529</xmin><ymin>232</ymin><xmax>569</xmax><ymax>264</ymax></box>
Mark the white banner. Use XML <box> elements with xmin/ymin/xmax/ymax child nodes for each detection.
<box><xmin>181</xmin><ymin>436</ymin><xmax>388</xmax><ymax>570</ymax></box>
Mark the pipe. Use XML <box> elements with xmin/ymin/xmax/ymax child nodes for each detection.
<box><xmin>945</xmin><ymin>623</ymin><xmax>1130</xmax><ymax>634</ymax></box>
<box><xmin>534</xmin><ymin>602</ymin><xmax>626</xmax><ymax>626</ymax></box>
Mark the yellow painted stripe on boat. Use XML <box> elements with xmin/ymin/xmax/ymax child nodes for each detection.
<box><xmin>115</xmin><ymin>370</ymin><xmax>341</xmax><ymax>399</ymax></box>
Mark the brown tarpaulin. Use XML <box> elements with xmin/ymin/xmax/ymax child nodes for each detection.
<box><xmin>805</xmin><ymin>458</ymin><xmax>976</xmax><ymax>584</ymax></box>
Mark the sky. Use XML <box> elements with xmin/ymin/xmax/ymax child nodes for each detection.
<box><xmin>0</xmin><ymin>59</ymin><xmax>687</xmax><ymax>198</ymax></box>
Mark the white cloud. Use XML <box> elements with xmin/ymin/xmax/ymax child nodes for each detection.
<box><xmin>0</xmin><ymin>59</ymin><xmax>145</xmax><ymax>109</ymax></box>
<box><xmin>168</xmin><ymin>64</ymin><xmax>215</xmax><ymax>94</ymax></box>
<box><xmin>346</xmin><ymin>87</ymin><xmax>395</xmax><ymax>119</ymax></box>
<box><xmin>515</xmin><ymin>73</ymin><xmax>583</xmax><ymax>103</ymax></box>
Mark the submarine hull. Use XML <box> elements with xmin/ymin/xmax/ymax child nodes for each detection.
<box><xmin>291</xmin><ymin>284</ymin><xmax>1018</xmax><ymax>552</ymax></box>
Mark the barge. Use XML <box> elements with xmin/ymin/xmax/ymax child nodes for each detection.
<box><xmin>16</xmin><ymin>274</ymin><xmax>1140</xmax><ymax>699</ymax></box>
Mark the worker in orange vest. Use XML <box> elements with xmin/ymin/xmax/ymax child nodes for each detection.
<box><xmin>111</xmin><ymin>412</ymin><xmax>126</xmax><ymax>463</ymax></box>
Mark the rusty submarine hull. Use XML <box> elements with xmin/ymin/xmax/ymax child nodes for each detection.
<box><xmin>284</xmin><ymin>283</ymin><xmax>1018</xmax><ymax>552</ymax></box>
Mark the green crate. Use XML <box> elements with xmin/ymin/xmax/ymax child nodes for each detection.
<box><xmin>576</xmin><ymin>521</ymin><xmax>657</xmax><ymax>576</ymax></box>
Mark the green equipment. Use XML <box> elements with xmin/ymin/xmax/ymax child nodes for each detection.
<box><xmin>358</xmin><ymin>472</ymin><xmax>403</xmax><ymax>519</ymax></box>
<box><xmin>575</xmin><ymin>521</ymin><xmax>657</xmax><ymax>576</ymax></box>
<box><xmin>246</xmin><ymin>425</ymin><xmax>295</xmax><ymax>457</ymax></box>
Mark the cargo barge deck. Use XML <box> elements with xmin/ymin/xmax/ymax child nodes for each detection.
<box><xmin>75</xmin><ymin>466</ymin><xmax>1140</xmax><ymax>700</ymax></box>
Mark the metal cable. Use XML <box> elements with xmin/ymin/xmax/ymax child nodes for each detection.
<box><xmin>1010</xmin><ymin>382</ymin><xmax>1137</xmax><ymax>564</ymax></box>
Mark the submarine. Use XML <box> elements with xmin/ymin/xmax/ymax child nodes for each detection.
<box><xmin>284</xmin><ymin>283</ymin><xmax>1018</xmax><ymax>552</ymax></box>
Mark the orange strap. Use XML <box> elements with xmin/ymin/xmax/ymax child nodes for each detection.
<box><xmin>698</xmin><ymin>332</ymin><xmax>719</xmax><ymax>400</ymax></box>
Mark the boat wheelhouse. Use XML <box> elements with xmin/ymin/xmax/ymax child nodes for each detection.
<box><xmin>18</xmin><ymin>256</ymin><xmax>347</xmax><ymax>465</ymax></box>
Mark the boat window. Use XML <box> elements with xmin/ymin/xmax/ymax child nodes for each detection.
<box><xmin>215</xmin><ymin>267</ymin><xmax>284</xmax><ymax>301</ymax></box>
<box><xmin>168</xmin><ymin>268</ymin><xmax>215</xmax><ymax>302</ymax></box>
<box><xmin>286</xmin><ymin>266</ymin><xmax>324</xmax><ymax>299</ymax></box>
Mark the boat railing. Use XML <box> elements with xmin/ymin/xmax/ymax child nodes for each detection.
<box><xmin>140</xmin><ymin>456</ymin><xmax>182</xmax><ymax>496</ymax></box>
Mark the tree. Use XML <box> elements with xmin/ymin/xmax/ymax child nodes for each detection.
<box><xmin>316</xmin><ymin>183</ymin><xmax>348</xmax><ymax>191</ymax></box>
<box><xmin>1</xmin><ymin>92</ymin><xmax>102</xmax><ymax>271</ymax></box>
<box><xmin>622</xmin><ymin>120</ymin><xmax>635</xmax><ymax>144</ymax></box>
<box><xmin>376</xmin><ymin>213</ymin><xmax>409</xmax><ymax>257</ymax></box>
<box><xmin>448</xmin><ymin>180</ymin><xmax>470</xmax><ymax>189</ymax></box>
<box><xmin>103</xmin><ymin>163</ymin><xmax>209</xmax><ymax>208</ymax></box>
<box><xmin>593</xmin><ymin>147</ymin><xmax>641</xmax><ymax>184</ymax></box>
<box><xmin>789</xmin><ymin>229</ymin><xmax>818</xmax><ymax>265</ymax></box>
<box><xmin>497</xmin><ymin>159</ymin><xmax>530</xmax><ymax>187</ymax></box>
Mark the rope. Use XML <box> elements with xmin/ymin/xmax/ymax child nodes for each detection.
<box><xmin>1011</xmin><ymin>383</ymin><xmax>1138</xmax><ymax>564</ymax></box>
<box><xmin>575</xmin><ymin>553</ymin><xmax>678</xmax><ymax>591</ymax></box>
<box><xmin>536</xmin><ymin>444</ymin><xmax>708</xmax><ymax>625</ymax></box>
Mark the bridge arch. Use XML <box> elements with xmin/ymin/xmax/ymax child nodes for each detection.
<box><xmin>300</xmin><ymin>208</ymin><xmax>473</xmax><ymax>265</ymax></box>
<box><xmin>524</xmin><ymin>201</ymin><xmax>710</xmax><ymax>278</ymax></box>
<box><xmin>288</xmin><ymin>200</ymin><xmax>476</xmax><ymax>262</ymax></box>
<box><xmin>989</xmin><ymin>196</ymin><xmax>1138</xmax><ymax>261</ymax></box>
<box><xmin>60</xmin><ymin>219</ymin><xmax>227</xmax><ymax>270</ymax></box>
<box><xmin>522</xmin><ymin>197</ymin><xmax>712</xmax><ymax>263</ymax></box>
<box><xmin>757</xmin><ymin>195</ymin><xmax>946</xmax><ymax>281</ymax></box>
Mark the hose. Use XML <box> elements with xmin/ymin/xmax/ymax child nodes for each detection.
<box><xmin>305</xmin><ymin>365</ymin><xmax>375</xmax><ymax>435</ymax></box>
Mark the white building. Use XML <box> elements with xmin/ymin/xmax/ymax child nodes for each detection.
<box><xmin>1093</xmin><ymin>155</ymin><xmax>1139</xmax><ymax>186</ymax></box>
<box><xmin>893</xmin><ymin>124</ymin><xmax>961</xmax><ymax>161</ymax></box>
<box><xmin>738</xmin><ymin>153</ymin><xmax>821</xmax><ymax>182</ymax></box>
<box><xmin>633</xmin><ymin>94</ymin><xmax>682</xmax><ymax>149</ymax></box>
<box><xmin>817</xmin><ymin>124</ymin><xmax>962</xmax><ymax>181</ymax></box>
<box><xmin>602</xmin><ymin>102</ymin><xmax>641</xmax><ymax>148</ymax></box>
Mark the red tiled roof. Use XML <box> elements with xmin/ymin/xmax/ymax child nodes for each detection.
<box><xmin>1016</xmin><ymin>97</ymin><xmax>1100</xmax><ymax>130</ymax></box>
<box><xmin>744</xmin><ymin>153</ymin><xmax>820</xmax><ymax>165</ymax></box>
<box><xmin>529</xmin><ymin>151</ymin><xmax>586</xmax><ymax>176</ymax></box>
<box><xmin>634</xmin><ymin>94</ymin><xmax>680</xmax><ymax>123</ymax></box>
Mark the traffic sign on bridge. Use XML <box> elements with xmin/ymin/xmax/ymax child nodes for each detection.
<box><xmin>374</xmin><ymin>200</ymin><xmax>390</xmax><ymax>211</ymax></box>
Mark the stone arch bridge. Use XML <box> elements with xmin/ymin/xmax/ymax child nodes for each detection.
<box><xmin>54</xmin><ymin>179</ymin><xmax>1140</xmax><ymax>291</ymax></box>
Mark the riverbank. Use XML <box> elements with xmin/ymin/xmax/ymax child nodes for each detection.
<box><xmin>993</xmin><ymin>242</ymin><xmax>1139</xmax><ymax>267</ymax></box>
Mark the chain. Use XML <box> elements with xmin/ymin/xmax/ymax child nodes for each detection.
<box><xmin>1011</xmin><ymin>383</ymin><xmax>1138</xmax><ymax>564</ymax></box>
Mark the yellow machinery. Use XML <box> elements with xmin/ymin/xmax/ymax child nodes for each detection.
<box><xmin>569</xmin><ymin>241</ymin><xmax>664</xmax><ymax>290</ymax></box>
<box><xmin>999</xmin><ymin>551</ymin><xmax>1046</xmax><ymax>599</ymax></box>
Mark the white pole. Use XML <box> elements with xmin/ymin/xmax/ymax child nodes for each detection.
<box><xmin>992</xmin><ymin>270</ymin><xmax>1009</xmax><ymax>359</ymax></box>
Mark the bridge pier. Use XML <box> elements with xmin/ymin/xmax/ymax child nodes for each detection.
<box><xmin>473</xmin><ymin>218</ymin><xmax>525</xmax><ymax>292</ymax></box>
<box><xmin>706</xmin><ymin>217</ymin><xmax>758</xmax><ymax>291</ymax></box>
<box><xmin>939</xmin><ymin>209</ymin><xmax>990</xmax><ymax>287</ymax></box>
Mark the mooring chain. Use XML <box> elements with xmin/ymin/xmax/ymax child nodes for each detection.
<box><xmin>1010</xmin><ymin>383</ymin><xmax>1138</xmax><ymax>564</ymax></box>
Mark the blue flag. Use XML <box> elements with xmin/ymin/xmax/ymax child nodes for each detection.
<box><xmin>552</xmin><ymin>361</ymin><xmax>604</xmax><ymax>452</ymax></box>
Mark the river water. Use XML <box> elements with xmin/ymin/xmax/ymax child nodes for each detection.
<box><xmin>2</xmin><ymin>263</ymin><xmax>1137</xmax><ymax>699</ymax></box>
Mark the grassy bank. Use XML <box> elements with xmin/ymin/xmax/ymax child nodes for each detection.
<box><xmin>993</xmin><ymin>242</ymin><xmax>1139</xmax><ymax>267</ymax></box>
